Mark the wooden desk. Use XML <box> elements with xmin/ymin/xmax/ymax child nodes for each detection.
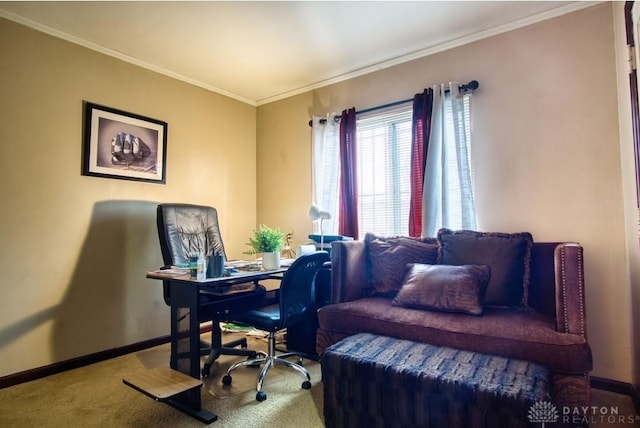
<box><xmin>142</xmin><ymin>267</ymin><xmax>286</xmax><ymax>423</ymax></box>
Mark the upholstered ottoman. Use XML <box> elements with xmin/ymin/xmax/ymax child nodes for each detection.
<box><xmin>322</xmin><ymin>333</ymin><xmax>552</xmax><ymax>428</ymax></box>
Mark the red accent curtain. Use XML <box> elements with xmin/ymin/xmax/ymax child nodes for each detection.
<box><xmin>338</xmin><ymin>107</ymin><xmax>359</xmax><ymax>240</ymax></box>
<box><xmin>408</xmin><ymin>89</ymin><xmax>434</xmax><ymax>237</ymax></box>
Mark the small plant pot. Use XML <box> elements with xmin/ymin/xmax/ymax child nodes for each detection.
<box><xmin>262</xmin><ymin>252</ymin><xmax>281</xmax><ymax>270</ymax></box>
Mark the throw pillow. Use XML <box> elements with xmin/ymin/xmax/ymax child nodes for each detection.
<box><xmin>392</xmin><ymin>263</ymin><xmax>491</xmax><ymax>315</ymax></box>
<box><xmin>365</xmin><ymin>233</ymin><xmax>439</xmax><ymax>297</ymax></box>
<box><xmin>437</xmin><ymin>228</ymin><xmax>533</xmax><ymax>307</ymax></box>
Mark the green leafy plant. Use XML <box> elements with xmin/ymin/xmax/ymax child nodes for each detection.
<box><xmin>244</xmin><ymin>224</ymin><xmax>286</xmax><ymax>255</ymax></box>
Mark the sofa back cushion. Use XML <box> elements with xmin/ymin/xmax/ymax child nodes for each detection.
<box><xmin>392</xmin><ymin>263</ymin><xmax>491</xmax><ymax>315</ymax></box>
<box><xmin>437</xmin><ymin>228</ymin><xmax>533</xmax><ymax>307</ymax></box>
<box><xmin>365</xmin><ymin>234</ymin><xmax>439</xmax><ymax>297</ymax></box>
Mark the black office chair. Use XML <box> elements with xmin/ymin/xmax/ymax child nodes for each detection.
<box><xmin>156</xmin><ymin>203</ymin><xmax>267</xmax><ymax>378</ymax></box>
<box><xmin>221</xmin><ymin>251</ymin><xmax>330</xmax><ymax>402</ymax></box>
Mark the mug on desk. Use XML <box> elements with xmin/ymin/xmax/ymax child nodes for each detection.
<box><xmin>207</xmin><ymin>254</ymin><xmax>225</xmax><ymax>278</ymax></box>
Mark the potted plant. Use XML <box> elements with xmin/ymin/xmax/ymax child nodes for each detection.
<box><xmin>244</xmin><ymin>224</ymin><xmax>286</xmax><ymax>270</ymax></box>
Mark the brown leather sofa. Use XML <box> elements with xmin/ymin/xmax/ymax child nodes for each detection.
<box><xmin>316</xmin><ymin>234</ymin><xmax>592</xmax><ymax>409</ymax></box>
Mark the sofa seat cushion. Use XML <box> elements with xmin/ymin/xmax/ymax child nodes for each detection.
<box><xmin>317</xmin><ymin>297</ymin><xmax>592</xmax><ymax>374</ymax></box>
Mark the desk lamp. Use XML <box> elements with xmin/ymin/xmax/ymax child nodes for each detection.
<box><xmin>309</xmin><ymin>204</ymin><xmax>331</xmax><ymax>249</ymax></box>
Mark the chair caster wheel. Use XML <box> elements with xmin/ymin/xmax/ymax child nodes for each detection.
<box><xmin>202</xmin><ymin>364</ymin><xmax>211</xmax><ymax>378</ymax></box>
<box><xmin>256</xmin><ymin>391</ymin><xmax>267</xmax><ymax>402</ymax></box>
<box><xmin>302</xmin><ymin>380</ymin><xmax>311</xmax><ymax>390</ymax></box>
<box><xmin>222</xmin><ymin>374</ymin><xmax>232</xmax><ymax>386</ymax></box>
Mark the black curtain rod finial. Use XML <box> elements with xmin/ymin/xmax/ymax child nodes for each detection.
<box><xmin>462</xmin><ymin>80</ymin><xmax>479</xmax><ymax>92</ymax></box>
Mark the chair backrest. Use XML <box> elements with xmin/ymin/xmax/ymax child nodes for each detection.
<box><xmin>157</xmin><ymin>203</ymin><xmax>227</xmax><ymax>266</ymax></box>
<box><xmin>156</xmin><ymin>203</ymin><xmax>227</xmax><ymax>304</ymax></box>
<box><xmin>278</xmin><ymin>251</ymin><xmax>330</xmax><ymax>328</ymax></box>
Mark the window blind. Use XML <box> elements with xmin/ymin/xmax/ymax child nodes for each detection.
<box><xmin>356</xmin><ymin>103</ymin><xmax>413</xmax><ymax>237</ymax></box>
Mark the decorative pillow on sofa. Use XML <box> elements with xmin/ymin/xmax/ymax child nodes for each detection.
<box><xmin>365</xmin><ymin>233</ymin><xmax>439</xmax><ymax>297</ymax></box>
<box><xmin>392</xmin><ymin>263</ymin><xmax>491</xmax><ymax>315</ymax></box>
<box><xmin>437</xmin><ymin>228</ymin><xmax>533</xmax><ymax>307</ymax></box>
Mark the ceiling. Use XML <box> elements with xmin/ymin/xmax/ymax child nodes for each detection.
<box><xmin>0</xmin><ymin>1</ymin><xmax>596</xmax><ymax>106</ymax></box>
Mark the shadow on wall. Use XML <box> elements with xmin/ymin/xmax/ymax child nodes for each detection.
<box><xmin>51</xmin><ymin>199</ymin><xmax>166</xmax><ymax>363</ymax></box>
<box><xmin>0</xmin><ymin>306</ymin><xmax>60</xmax><ymax>354</ymax></box>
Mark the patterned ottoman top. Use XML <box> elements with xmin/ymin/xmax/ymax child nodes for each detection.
<box><xmin>324</xmin><ymin>333</ymin><xmax>550</xmax><ymax>404</ymax></box>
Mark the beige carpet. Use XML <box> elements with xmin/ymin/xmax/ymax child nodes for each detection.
<box><xmin>0</xmin><ymin>335</ymin><xmax>324</xmax><ymax>428</ymax></box>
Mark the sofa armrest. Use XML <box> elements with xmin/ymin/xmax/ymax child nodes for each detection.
<box><xmin>554</xmin><ymin>243</ymin><xmax>587</xmax><ymax>337</ymax></box>
<box><xmin>330</xmin><ymin>240</ymin><xmax>368</xmax><ymax>303</ymax></box>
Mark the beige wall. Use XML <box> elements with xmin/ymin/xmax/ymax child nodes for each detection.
<box><xmin>0</xmin><ymin>18</ymin><xmax>257</xmax><ymax>377</ymax></box>
<box><xmin>612</xmin><ymin>2</ymin><xmax>640</xmax><ymax>391</ymax></box>
<box><xmin>257</xmin><ymin>3</ymin><xmax>632</xmax><ymax>382</ymax></box>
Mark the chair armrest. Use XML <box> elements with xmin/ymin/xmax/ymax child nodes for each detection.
<box><xmin>330</xmin><ymin>240</ymin><xmax>368</xmax><ymax>303</ymax></box>
<box><xmin>554</xmin><ymin>243</ymin><xmax>587</xmax><ymax>337</ymax></box>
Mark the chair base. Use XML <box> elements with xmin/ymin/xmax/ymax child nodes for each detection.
<box><xmin>221</xmin><ymin>331</ymin><xmax>311</xmax><ymax>401</ymax></box>
<box><xmin>201</xmin><ymin>325</ymin><xmax>259</xmax><ymax>378</ymax></box>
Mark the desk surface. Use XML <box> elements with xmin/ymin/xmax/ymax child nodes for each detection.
<box><xmin>147</xmin><ymin>267</ymin><xmax>286</xmax><ymax>283</ymax></box>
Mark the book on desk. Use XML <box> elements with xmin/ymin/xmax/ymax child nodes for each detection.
<box><xmin>307</xmin><ymin>234</ymin><xmax>353</xmax><ymax>251</ymax></box>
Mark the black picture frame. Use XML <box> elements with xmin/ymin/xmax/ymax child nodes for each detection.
<box><xmin>82</xmin><ymin>102</ymin><xmax>167</xmax><ymax>184</ymax></box>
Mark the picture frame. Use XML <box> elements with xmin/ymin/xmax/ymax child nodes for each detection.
<box><xmin>82</xmin><ymin>102</ymin><xmax>167</xmax><ymax>184</ymax></box>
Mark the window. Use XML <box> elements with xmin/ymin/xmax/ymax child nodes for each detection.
<box><xmin>356</xmin><ymin>105</ymin><xmax>413</xmax><ymax>237</ymax></box>
<box><xmin>311</xmin><ymin>88</ymin><xmax>474</xmax><ymax>239</ymax></box>
<box><xmin>356</xmin><ymin>93</ymin><xmax>473</xmax><ymax>237</ymax></box>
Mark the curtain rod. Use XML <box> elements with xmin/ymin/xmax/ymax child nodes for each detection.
<box><xmin>308</xmin><ymin>80</ymin><xmax>479</xmax><ymax>127</ymax></box>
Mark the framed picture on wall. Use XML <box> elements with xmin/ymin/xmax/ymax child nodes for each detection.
<box><xmin>82</xmin><ymin>102</ymin><xmax>168</xmax><ymax>184</ymax></box>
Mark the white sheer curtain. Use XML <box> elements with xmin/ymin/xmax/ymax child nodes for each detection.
<box><xmin>311</xmin><ymin>114</ymin><xmax>340</xmax><ymax>235</ymax></box>
<box><xmin>421</xmin><ymin>83</ymin><xmax>476</xmax><ymax>237</ymax></box>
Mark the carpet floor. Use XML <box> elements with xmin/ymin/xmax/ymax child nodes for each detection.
<box><xmin>0</xmin><ymin>333</ymin><xmax>638</xmax><ymax>427</ymax></box>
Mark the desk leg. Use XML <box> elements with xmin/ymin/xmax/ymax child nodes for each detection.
<box><xmin>169</xmin><ymin>281</ymin><xmax>217</xmax><ymax>423</ymax></box>
<box><xmin>166</xmin><ymin>392</ymin><xmax>217</xmax><ymax>424</ymax></box>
